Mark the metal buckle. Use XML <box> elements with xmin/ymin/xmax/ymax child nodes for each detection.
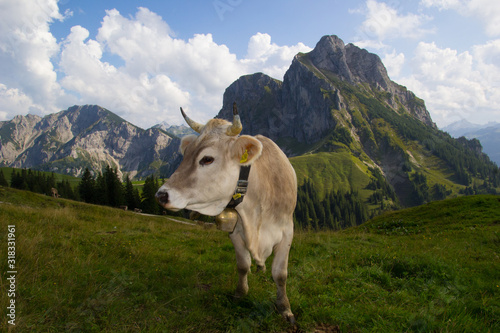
<box><xmin>237</xmin><ymin>180</ymin><xmax>248</xmax><ymax>187</ymax></box>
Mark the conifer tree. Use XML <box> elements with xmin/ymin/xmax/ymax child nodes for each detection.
<box><xmin>0</xmin><ymin>170</ymin><xmax>8</xmax><ymax>187</ymax></box>
<box><xmin>141</xmin><ymin>175</ymin><xmax>161</xmax><ymax>214</ymax></box>
<box><xmin>103</xmin><ymin>166</ymin><xmax>124</xmax><ymax>207</ymax></box>
<box><xmin>79</xmin><ymin>168</ymin><xmax>96</xmax><ymax>203</ymax></box>
<box><xmin>124</xmin><ymin>174</ymin><xmax>141</xmax><ymax>210</ymax></box>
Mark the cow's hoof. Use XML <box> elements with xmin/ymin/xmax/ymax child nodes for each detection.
<box><xmin>234</xmin><ymin>287</ymin><xmax>248</xmax><ymax>299</ymax></box>
<box><xmin>284</xmin><ymin>313</ymin><xmax>296</xmax><ymax>325</ymax></box>
<box><xmin>256</xmin><ymin>265</ymin><xmax>266</xmax><ymax>273</ymax></box>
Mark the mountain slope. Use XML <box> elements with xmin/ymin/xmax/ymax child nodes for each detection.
<box><xmin>443</xmin><ymin>120</ymin><xmax>500</xmax><ymax>166</ymax></box>
<box><xmin>0</xmin><ymin>105</ymin><xmax>181</xmax><ymax>178</ymax></box>
<box><xmin>217</xmin><ymin>35</ymin><xmax>499</xmax><ymax>208</ymax></box>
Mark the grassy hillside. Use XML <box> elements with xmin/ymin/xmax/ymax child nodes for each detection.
<box><xmin>0</xmin><ymin>187</ymin><xmax>498</xmax><ymax>332</ymax></box>
<box><xmin>291</xmin><ymin>152</ymin><xmax>372</xmax><ymax>200</ymax></box>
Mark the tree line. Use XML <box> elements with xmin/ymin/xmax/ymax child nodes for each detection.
<box><xmin>3</xmin><ymin>168</ymin><xmax>77</xmax><ymax>200</ymax></box>
<box><xmin>78</xmin><ymin>166</ymin><xmax>167</xmax><ymax>215</ymax></box>
<box><xmin>1</xmin><ymin>166</ymin><xmax>169</xmax><ymax>216</ymax></box>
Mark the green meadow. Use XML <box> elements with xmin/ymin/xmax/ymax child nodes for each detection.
<box><xmin>0</xmin><ymin>187</ymin><xmax>498</xmax><ymax>332</ymax></box>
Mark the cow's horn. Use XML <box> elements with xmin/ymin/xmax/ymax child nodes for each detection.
<box><xmin>180</xmin><ymin>107</ymin><xmax>204</xmax><ymax>133</ymax></box>
<box><xmin>226</xmin><ymin>102</ymin><xmax>242</xmax><ymax>136</ymax></box>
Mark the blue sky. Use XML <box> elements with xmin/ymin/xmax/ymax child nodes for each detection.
<box><xmin>1</xmin><ymin>0</ymin><xmax>500</xmax><ymax>129</ymax></box>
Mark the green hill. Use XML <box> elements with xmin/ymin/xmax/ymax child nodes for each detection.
<box><xmin>0</xmin><ymin>187</ymin><xmax>498</xmax><ymax>332</ymax></box>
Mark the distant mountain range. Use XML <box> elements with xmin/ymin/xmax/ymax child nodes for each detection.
<box><xmin>0</xmin><ymin>35</ymin><xmax>498</xmax><ymax>211</ymax></box>
<box><xmin>442</xmin><ymin>120</ymin><xmax>500</xmax><ymax>166</ymax></box>
<box><xmin>0</xmin><ymin>105</ymin><xmax>182</xmax><ymax>178</ymax></box>
<box><xmin>152</xmin><ymin>122</ymin><xmax>196</xmax><ymax>137</ymax></box>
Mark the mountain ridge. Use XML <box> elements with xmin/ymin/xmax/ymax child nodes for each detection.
<box><xmin>0</xmin><ymin>35</ymin><xmax>498</xmax><ymax>214</ymax></box>
<box><xmin>443</xmin><ymin>120</ymin><xmax>500</xmax><ymax>166</ymax></box>
<box><xmin>0</xmin><ymin>105</ymin><xmax>181</xmax><ymax>178</ymax></box>
<box><xmin>216</xmin><ymin>35</ymin><xmax>498</xmax><ymax>209</ymax></box>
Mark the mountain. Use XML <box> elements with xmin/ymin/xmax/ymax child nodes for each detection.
<box><xmin>1</xmin><ymin>34</ymin><xmax>498</xmax><ymax>216</ymax></box>
<box><xmin>0</xmin><ymin>105</ymin><xmax>181</xmax><ymax>178</ymax></box>
<box><xmin>441</xmin><ymin>119</ymin><xmax>484</xmax><ymax>137</ymax></box>
<box><xmin>217</xmin><ymin>35</ymin><xmax>499</xmax><ymax>210</ymax></box>
<box><xmin>152</xmin><ymin>122</ymin><xmax>196</xmax><ymax>137</ymax></box>
<box><xmin>442</xmin><ymin>120</ymin><xmax>500</xmax><ymax>166</ymax></box>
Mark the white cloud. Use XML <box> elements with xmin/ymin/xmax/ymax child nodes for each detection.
<box><xmin>59</xmin><ymin>8</ymin><xmax>311</xmax><ymax>127</ymax></box>
<box><xmin>354</xmin><ymin>0</ymin><xmax>433</xmax><ymax>44</ymax></box>
<box><xmin>0</xmin><ymin>0</ymin><xmax>69</xmax><ymax>117</ymax></box>
<box><xmin>1</xmin><ymin>3</ymin><xmax>311</xmax><ymax>128</ymax></box>
<box><xmin>399</xmin><ymin>41</ymin><xmax>500</xmax><ymax>126</ymax></box>
<box><xmin>421</xmin><ymin>0</ymin><xmax>500</xmax><ymax>36</ymax></box>
<box><xmin>382</xmin><ymin>50</ymin><xmax>405</xmax><ymax>78</ymax></box>
<box><xmin>59</xmin><ymin>24</ymin><xmax>190</xmax><ymax>127</ymax></box>
<box><xmin>243</xmin><ymin>33</ymin><xmax>312</xmax><ymax>79</ymax></box>
<box><xmin>0</xmin><ymin>84</ymin><xmax>34</xmax><ymax>120</ymax></box>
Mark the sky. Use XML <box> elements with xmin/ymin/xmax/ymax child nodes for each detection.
<box><xmin>1</xmin><ymin>0</ymin><xmax>499</xmax><ymax>129</ymax></box>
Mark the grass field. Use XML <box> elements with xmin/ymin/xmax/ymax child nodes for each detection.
<box><xmin>0</xmin><ymin>187</ymin><xmax>498</xmax><ymax>332</ymax></box>
<box><xmin>291</xmin><ymin>152</ymin><xmax>372</xmax><ymax>200</ymax></box>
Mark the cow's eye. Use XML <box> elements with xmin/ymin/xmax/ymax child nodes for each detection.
<box><xmin>199</xmin><ymin>156</ymin><xmax>214</xmax><ymax>166</ymax></box>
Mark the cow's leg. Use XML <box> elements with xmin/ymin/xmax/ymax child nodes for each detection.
<box><xmin>229</xmin><ymin>232</ymin><xmax>251</xmax><ymax>298</ymax></box>
<box><xmin>271</xmin><ymin>228</ymin><xmax>295</xmax><ymax>323</ymax></box>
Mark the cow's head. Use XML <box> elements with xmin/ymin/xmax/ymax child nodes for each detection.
<box><xmin>156</xmin><ymin>104</ymin><xmax>262</xmax><ymax>216</ymax></box>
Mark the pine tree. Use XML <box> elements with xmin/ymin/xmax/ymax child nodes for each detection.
<box><xmin>0</xmin><ymin>170</ymin><xmax>8</xmax><ymax>187</ymax></box>
<box><xmin>103</xmin><ymin>166</ymin><xmax>124</xmax><ymax>207</ymax></box>
<box><xmin>124</xmin><ymin>175</ymin><xmax>141</xmax><ymax>210</ymax></box>
<box><xmin>141</xmin><ymin>175</ymin><xmax>161</xmax><ymax>214</ymax></box>
<box><xmin>95</xmin><ymin>173</ymin><xmax>108</xmax><ymax>205</ymax></box>
<box><xmin>79</xmin><ymin>168</ymin><xmax>96</xmax><ymax>203</ymax></box>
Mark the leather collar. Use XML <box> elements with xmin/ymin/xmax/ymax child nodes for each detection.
<box><xmin>226</xmin><ymin>165</ymin><xmax>251</xmax><ymax>209</ymax></box>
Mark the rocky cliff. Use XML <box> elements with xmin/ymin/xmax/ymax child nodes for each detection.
<box><xmin>0</xmin><ymin>105</ymin><xmax>181</xmax><ymax>178</ymax></box>
<box><xmin>218</xmin><ymin>35</ymin><xmax>434</xmax><ymax>152</ymax></box>
<box><xmin>217</xmin><ymin>35</ymin><xmax>497</xmax><ymax>207</ymax></box>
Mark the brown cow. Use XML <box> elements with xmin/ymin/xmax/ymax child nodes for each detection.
<box><xmin>156</xmin><ymin>104</ymin><xmax>297</xmax><ymax>322</ymax></box>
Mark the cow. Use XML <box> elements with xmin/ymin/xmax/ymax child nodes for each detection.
<box><xmin>51</xmin><ymin>187</ymin><xmax>59</xmax><ymax>198</ymax></box>
<box><xmin>155</xmin><ymin>104</ymin><xmax>297</xmax><ymax>322</ymax></box>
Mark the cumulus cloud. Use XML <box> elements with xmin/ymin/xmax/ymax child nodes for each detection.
<box><xmin>0</xmin><ymin>0</ymin><xmax>70</xmax><ymax>118</ymax></box>
<box><xmin>0</xmin><ymin>3</ymin><xmax>311</xmax><ymax>128</ymax></box>
<box><xmin>57</xmin><ymin>8</ymin><xmax>312</xmax><ymax>127</ymax></box>
<box><xmin>352</xmin><ymin>0</ymin><xmax>433</xmax><ymax>45</ymax></box>
<box><xmin>382</xmin><ymin>50</ymin><xmax>405</xmax><ymax>78</ymax></box>
<box><xmin>399</xmin><ymin>41</ymin><xmax>500</xmax><ymax>125</ymax></box>
<box><xmin>421</xmin><ymin>0</ymin><xmax>500</xmax><ymax>36</ymax></box>
<box><xmin>0</xmin><ymin>84</ymin><xmax>34</xmax><ymax>121</ymax></box>
<box><xmin>243</xmin><ymin>33</ymin><xmax>312</xmax><ymax>78</ymax></box>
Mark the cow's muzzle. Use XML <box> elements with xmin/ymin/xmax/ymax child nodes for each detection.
<box><xmin>155</xmin><ymin>190</ymin><xmax>169</xmax><ymax>207</ymax></box>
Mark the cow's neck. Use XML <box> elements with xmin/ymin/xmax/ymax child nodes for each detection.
<box><xmin>215</xmin><ymin>165</ymin><xmax>251</xmax><ymax>233</ymax></box>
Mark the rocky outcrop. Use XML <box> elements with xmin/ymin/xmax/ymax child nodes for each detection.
<box><xmin>0</xmin><ymin>105</ymin><xmax>181</xmax><ymax>178</ymax></box>
<box><xmin>215</xmin><ymin>35</ymin><xmax>453</xmax><ymax>207</ymax></box>
<box><xmin>218</xmin><ymin>35</ymin><xmax>435</xmax><ymax>154</ymax></box>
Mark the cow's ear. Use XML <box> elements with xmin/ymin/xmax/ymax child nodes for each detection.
<box><xmin>232</xmin><ymin>135</ymin><xmax>263</xmax><ymax>166</ymax></box>
<box><xmin>180</xmin><ymin>135</ymin><xmax>198</xmax><ymax>155</ymax></box>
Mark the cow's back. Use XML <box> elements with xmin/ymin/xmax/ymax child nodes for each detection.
<box><xmin>245</xmin><ymin>134</ymin><xmax>297</xmax><ymax>220</ymax></box>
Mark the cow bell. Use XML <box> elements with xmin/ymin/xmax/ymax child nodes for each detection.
<box><xmin>215</xmin><ymin>208</ymin><xmax>239</xmax><ymax>232</ymax></box>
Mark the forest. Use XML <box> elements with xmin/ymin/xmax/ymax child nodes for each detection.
<box><xmin>2</xmin><ymin>167</ymin><xmax>166</xmax><ymax>215</ymax></box>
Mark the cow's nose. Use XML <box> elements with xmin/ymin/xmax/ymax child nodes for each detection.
<box><xmin>155</xmin><ymin>190</ymin><xmax>169</xmax><ymax>206</ymax></box>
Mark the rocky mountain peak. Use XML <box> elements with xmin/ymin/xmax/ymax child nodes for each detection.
<box><xmin>308</xmin><ymin>35</ymin><xmax>392</xmax><ymax>90</ymax></box>
<box><xmin>308</xmin><ymin>35</ymin><xmax>354</xmax><ymax>83</ymax></box>
<box><xmin>218</xmin><ymin>35</ymin><xmax>435</xmax><ymax>154</ymax></box>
